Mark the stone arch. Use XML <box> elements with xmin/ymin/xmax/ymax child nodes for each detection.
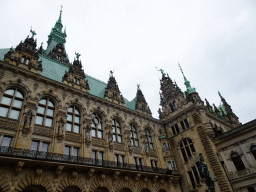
<box><xmin>120</xmin><ymin>188</ymin><xmax>132</xmax><ymax>192</ymax></box>
<box><xmin>140</xmin><ymin>188</ymin><xmax>151</xmax><ymax>192</ymax></box>
<box><xmin>22</xmin><ymin>185</ymin><xmax>47</xmax><ymax>192</ymax></box>
<box><xmin>110</xmin><ymin>113</ymin><xmax>125</xmax><ymax>126</ymax></box>
<box><xmin>1</xmin><ymin>80</ymin><xmax>32</xmax><ymax>98</ymax></box>
<box><xmin>89</xmin><ymin>176</ymin><xmax>112</xmax><ymax>192</ymax></box>
<box><xmin>65</xmin><ymin>99</ymin><xmax>86</xmax><ymax>114</ymax></box>
<box><xmin>63</xmin><ymin>186</ymin><xmax>82</xmax><ymax>192</ymax></box>
<box><xmin>152</xmin><ymin>181</ymin><xmax>168</xmax><ymax>192</ymax></box>
<box><xmin>56</xmin><ymin>175</ymin><xmax>85</xmax><ymax>192</ymax></box>
<box><xmin>14</xmin><ymin>172</ymin><xmax>53</xmax><ymax>192</ymax></box>
<box><xmin>36</xmin><ymin>90</ymin><xmax>62</xmax><ymax>107</ymax></box>
<box><xmin>91</xmin><ymin>108</ymin><xmax>107</xmax><ymax>122</ymax></box>
<box><xmin>0</xmin><ymin>172</ymin><xmax>10</xmax><ymax>192</ymax></box>
<box><xmin>94</xmin><ymin>187</ymin><xmax>109</xmax><ymax>192</ymax></box>
<box><xmin>115</xmin><ymin>178</ymin><xmax>135</xmax><ymax>192</ymax></box>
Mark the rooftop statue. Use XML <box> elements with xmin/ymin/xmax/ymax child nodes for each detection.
<box><xmin>30</xmin><ymin>27</ymin><xmax>36</xmax><ymax>38</ymax></box>
<box><xmin>155</xmin><ymin>67</ymin><xmax>166</xmax><ymax>76</ymax></box>
<box><xmin>75</xmin><ymin>51</ymin><xmax>81</xmax><ymax>60</ymax></box>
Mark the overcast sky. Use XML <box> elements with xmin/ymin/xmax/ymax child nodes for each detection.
<box><xmin>1</xmin><ymin>0</ymin><xmax>256</xmax><ymax>124</ymax></box>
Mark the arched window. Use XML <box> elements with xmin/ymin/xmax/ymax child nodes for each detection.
<box><xmin>0</xmin><ymin>88</ymin><xmax>24</xmax><ymax>120</ymax></box>
<box><xmin>66</xmin><ymin>106</ymin><xmax>81</xmax><ymax>133</ymax></box>
<box><xmin>91</xmin><ymin>113</ymin><xmax>103</xmax><ymax>138</ymax></box>
<box><xmin>231</xmin><ymin>152</ymin><xmax>245</xmax><ymax>171</ymax></box>
<box><xmin>180</xmin><ymin>138</ymin><xmax>195</xmax><ymax>162</ymax></box>
<box><xmin>145</xmin><ymin>128</ymin><xmax>153</xmax><ymax>150</ymax></box>
<box><xmin>251</xmin><ymin>145</ymin><xmax>256</xmax><ymax>160</ymax></box>
<box><xmin>21</xmin><ymin>57</ymin><xmax>25</xmax><ymax>63</ymax></box>
<box><xmin>130</xmin><ymin>124</ymin><xmax>139</xmax><ymax>147</ymax></box>
<box><xmin>35</xmin><ymin>98</ymin><xmax>55</xmax><ymax>127</ymax></box>
<box><xmin>112</xmin><ymin>119</ymin><xmax>122</xmax><ymax>142</ymax></box>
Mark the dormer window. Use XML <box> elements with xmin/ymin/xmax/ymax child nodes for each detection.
<box><xmin>25</xmin><ymin>59</ymin><xmax>30</xmax><ymax>65</ymax></box>
<box><xmin>21</xmin><ymin>57</ymin><xmax>25</xmax><ymax>63</ymax></box>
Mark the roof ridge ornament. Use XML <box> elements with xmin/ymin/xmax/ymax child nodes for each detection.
<box><xmin>75</xmin><ymin>51</ymin><xmax>81</xmax><ymax>60</ymax></box>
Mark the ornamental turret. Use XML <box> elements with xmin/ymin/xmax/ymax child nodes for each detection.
<box><xmin>62</xmin><ymin>52</ymin><xmax>90</xmax><ymax>92</ymax></box>
<box><xmin>4</xmin><ymin>28</ymin><xmax>43</xmax><ymax>74</ymax></box>
<box><xmin>104</xmin><ymin>71</ymin><xmax>125</xmax><ymax>106</ymax></box>
<box><xmin>218</xmin><ymin>91</ymin><xmax>241</xmax><ymax>127</ymax></box>
<box><xmin>135</xmin><ymin>85</ymin><xmax>152</xmax><ymax>116</ymax></box>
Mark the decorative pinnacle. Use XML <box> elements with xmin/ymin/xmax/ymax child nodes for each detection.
<box><xmin>155</xmin><ymin>66</ymin><xmax>166</xmax><ymax>76</ymax></box>
<box><xmin>178</xmin><ymin>62</ymin><xmax>187</xmax><ymax>81</ymax></box>
<box><xmin>178</xmin><ymin>62</ymin><xmax>196</xmax><ymax>94</ymax></box>
<box><xmin>137</xmin><ymin>84</ymin><xmax>140</xmax><ymax>90</ymax></box>
<box><xmin>75</xmin><ymin>51</ymin><xmax>81</xmax><ymax>60</ymax></box>
<box><xmin>30</xmin><ymin>26</ymin><xmax>36</xmax><ymax>38</ymax></box>
<box><xmin>218</xmin><ymin>91</ymin><xmax>222</xmax><ymax>97</ymax></box>
<box><xmin>60</xmin><ymin>5</ymin><xmax>63</xmax><ymax>13</ymax></box>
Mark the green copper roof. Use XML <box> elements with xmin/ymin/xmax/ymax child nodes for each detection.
<box><xmin>0</xmin><ymin>48</ymin><xmax>136</xmax><ymax>110</ymax></box>
<box><xmin>178</xmin><ymin>63</ymin><xmax>196</xmax><ymax>94</ymax></box>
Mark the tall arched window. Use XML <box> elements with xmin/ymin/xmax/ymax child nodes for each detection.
<box><xmin>112</xmin><ymin>119</ymin><xmax>122</xmax><ymax>143</ymax></box>
<box><xmin>67</xmin><ymin>106</ymin><xmax>81</xmax><ymax>133</ymax></box>
<box><xmin>35</xmin><ymin>98</ymin><xmax>55</xmax><ymax>127</ymax></box>
<box><xmin>145</xmin><ymin>128</ymin><xmax>153</xmax><ymax>150</ymax></box>
<box><xmin>251</xmin><ymin>145</ymin><xmax>256</xmax><ymax>160</ymax></box>
<box><xmin>180</xmin><ymin>138</ymin><xmax>195</xmax><ymax>162</ymax></box>
<box><xmin>0</xmin><ymin>88</ymin><xmax>24</xmax><ymax>120</ymax></box>
<box><xmin>130</xmin><ymin>124</ymin><xmax>139</xmax><ymax>147</ymax></box>
<box><xmin>91</xmin><ymin>113</ymin><xmax>103</xmax><ymax>138</ymax></box>
<box><xmin>231</xmin><ymin>153</ymin><xmax>245</xmax><ymax>171</ymax></box>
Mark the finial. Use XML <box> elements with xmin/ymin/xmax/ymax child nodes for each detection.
<box><xmin>30</xmin><ymin>26</ymin><xmax>37</xmax><ymax>38</ymax></box>
<box><xmin>218</xmin><ymin>91</ymin><xmax>222</xmax><ymax>97</ymax></box>
<box><xmin>178</xmin><ymin>62</ymin><xmax>186</xmax><ymax>80</ymax></box>
<box><xmin>41</xmin><ymin>42</ymin><xmax>43</xmax><ymax>47</ymax></box>
<box><xmin>155</xmin><ymin>66</ymin><xmax>166</xmax><ymax>76</ymax></box>
<box><xmin>75</xmin><ymin>51</ymin><xmax>81</xmax><ymax>60</ymax></box>
<box><xmin>137</xmin><ymin>84</ymin><xmax>140</xmax><ymax>90</ymax></box>
<box><xmin>60</xmin><ymin>5</ymin><xmax>63</xmax><ymax>13</ymax></box>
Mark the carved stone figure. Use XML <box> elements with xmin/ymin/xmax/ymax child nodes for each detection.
<box><xmin>58</xmin><ymin>118</ymin><xmax>65</xmax><ymax>135</ymax></box>
<box><xmin>85</xmin><ymin>125</ymin><xmax>91</xmax><ymax>140</ymax></box>
<box><xmin>126</xmin><ymin>134</ymin><xmax>132</xmax><ymax>147</ymax></box>
<box><xmin>24</xmin><ymin>109</ymin><xmax>33</xmax><ymax>128</ymax></box>
<box><xmin>108</xmin><ymin>130</ymin><xmax>113</xmax><ymax>144</ymax></box>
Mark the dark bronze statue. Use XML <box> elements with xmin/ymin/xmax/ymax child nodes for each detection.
<box><xmin>198</xmin><ymin>153</ymin><xmax>218</xmax><ymax>192</ymax></box>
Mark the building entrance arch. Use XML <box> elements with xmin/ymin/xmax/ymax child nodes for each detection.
<box><xmin>63</xmin><ymin>186</ymin><xmax>82</xmax><ymax>192</ymax></box>
<box><xmin>120</xmin><ymin>188</ymin><xmax>132</xmax><ymax>192</ymax></box>
<box><xmin>94</xmin><ymin>187</ymin><xmax>109</xmax><ymax>192</ymax></box>
<box><xmin>22</xmin><ymin>185</ymin><xmax>47</xmax><ymax>192</ymax></box>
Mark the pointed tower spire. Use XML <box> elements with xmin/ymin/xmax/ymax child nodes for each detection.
<box><xmin>46</xmin><ymin>7</ymin><xmax>67</xmax><ymax>54</ymax></box>
<box><xmin>104</xmin><ymin>71</ymin><xmax>125</xmax><ymax>106</ymax></box>
<box><xmin>178</xmin><ymin>63</ymin><xmax>196</xmax><ymax>94</ymax></box>
<box><xmin>135</xmin><ymin>85</ymin><xmax>152</xmax><ymax>116</ymax></box>
<box><xmin>218</xmin><ymin>91</ymin><xmax>241</xmax><ymax>127</ymax></box>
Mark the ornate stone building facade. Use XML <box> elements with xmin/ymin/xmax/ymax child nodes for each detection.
<box><xmin>0</xmin><ymin>9</ymin><xmax>255</xmax><ymax>192</ymax></box>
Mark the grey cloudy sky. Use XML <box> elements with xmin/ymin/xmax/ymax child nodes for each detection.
<box><xmin>1</xmin><ymin>0</ymin><xmax>255</xmax><ymax>124</ymax></box>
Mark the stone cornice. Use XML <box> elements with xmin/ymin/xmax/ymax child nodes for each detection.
<box><xmin>206</xmin><ymin>111</ymin><xmax>232</xmax><ymax>128</ymax></box>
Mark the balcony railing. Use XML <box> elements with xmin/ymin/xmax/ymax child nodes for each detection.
<box><xmin>0</xmin><ymin>146</ymin><xmax>174</xmax><ymax>175</ymax></box>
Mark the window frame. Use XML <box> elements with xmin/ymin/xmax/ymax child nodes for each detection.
<box><xmin>66</xmin><ymin>106</ymin><xmax>81</xmax><ymax>133</ymax></box>
<box><xmin>130</xmin><ymin>124</ymin><xmax>139</xmax><ymax>147</ymax></box>
<box><xmin>112</xmin><ymin>119</ymin><xmax>122</xmax><ymax>143</ymax></box>
<box><xmin>231</xmin><ymin>152</ymin><xmax>246</xmax><ymax>171</ymax></box>
<box><xmin>0</xmin><ymin>88</ymin><xmax>24</xmax><ymax>120</ymax></box>
<box><xmin>91</xmin><ymin>113</ymin><xmax>103</xmax><ymax>139</ymax></box>
<box><xmin>145</xmin><ymin>128</ymin><xmax>154</xmax><ymax>150</ymax></box>
<box><xmin>35</xmin><ymin>98</ymin><xmax>55</xmax><ymax>127</ymax></box>
<box><xmin>180</xmin><ymin>138</ymin><xmax>196</xmax><ymax>162</ymax></box>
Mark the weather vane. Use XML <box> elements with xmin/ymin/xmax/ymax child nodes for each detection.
<box><xmin>30</xmin><ymin>26</ymin><xmax>36</xmax><ymax>38</ymax></box>
<box><xmin>60</xmin><ymin>5</ymin><xmax>63</xmax><ymax>12</ymax></box>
